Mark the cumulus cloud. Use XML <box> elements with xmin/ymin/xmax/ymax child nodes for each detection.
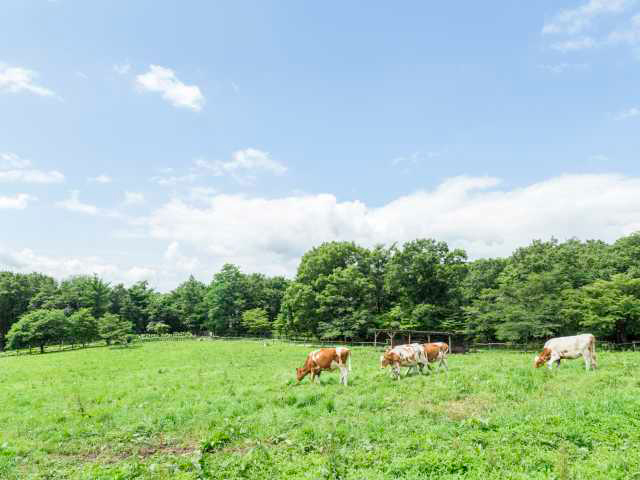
<box><xmin>56</xmin><ymin>190</ymin><xmax>99</xmax><ymax>215</ymax></box>
<box><xmin>150</xmin><ymin>172</ymin><xmax>200</xmax><ymax>186</ymax></box>
<box><xmin>542</xmin><ymin>0</ymin><xmax>633</xmax><ymax>35</ymax></box>
<box><xmin>164</xmin><ymin>241</ymin><xmax>199</xmax><ymax>271</ymax></box>
<box><xmin>0</xmin><ymin>64</ymin><xmax>57</xmax><ymax>97</ymax></box>
<box><xmin>195</xmin><ymin>148</ymin><xmax>287</xmax><ymax>183</ymax></box>
<box><xmin>538</xmin><ymin>62</ymin><xmax>590</xmax><ymax>73</ymax></box>
<box><xmin>88</xmin><ymin>174</ymin><xmax>112</xmax><ymax>184</ymax></box>
<box><xmin>0</xmin><ymin>193</ymin><xmax>36</xmax><ymax>209</ymax></box>
<box><xmin>0</xmin><ymin>247</ymin><xmax>157</xmax><ymax>286</ymax></box>
<box><xmin>145</xmin><ymin>174</ymin><xmax>640</xmax><ymax>276</ymax></box>
<box><xmin>188</xmin><ymin>186</ymin><xmax>217</xmax><ymax>203</ymax></box>
<box><xmin>113</xmin><ymin>63</ymin><xmax>131</xmax><ymax>75</ymax></box>
<box><xmin>123</xmin><ymin>191</ymin><xmax>145</xmax><ymax>205</ymax></box>
<box><xmin>543</xmin><ymin>1</ymin><xmax>640</xmax><ymax>53</ymax></box>
<box><xmin>135</xmin><ymin>65</ymin><xmax>204</xmax><ymax>111</ymax></box>
<box><xmin>0</xmin><ymin>152</ymin><xmax>64</xmax><ymax>184</ymax></box>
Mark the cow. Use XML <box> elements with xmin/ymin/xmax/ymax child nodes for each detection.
<box><xmin>534</xmin><ymin>334</ymin><xmax>597</xmax><ymax>370</ymax></box>
<box><xmin>419</xmin><ymin>342</ymin><xmax>449</xmax><ymax>373</ymax></box>
<box><xmin>296</xmin><ymin>347</ymin><xmax>351</xmax><ymax>385</ymax></box>
<box><xmin>380</xmin><ymin>343</ymin><xmax>427</xmax><ymax>379</ymax></box>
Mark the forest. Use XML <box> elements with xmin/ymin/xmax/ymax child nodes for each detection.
<box><xmin>2</xmin><ymin>232</ymin><xmax>640</xmax><ymax>351</ymax></box>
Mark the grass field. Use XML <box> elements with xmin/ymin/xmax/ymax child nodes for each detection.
<box><xmin>1</xmin><ymin>340</ymin><xmax>640</xmax><ymax>479</ymax></box>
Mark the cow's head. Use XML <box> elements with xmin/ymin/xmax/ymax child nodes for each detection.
<box><xmin>295</xmin><ymin>367</ymin><xmax>306</xmax><ymax>382</ymax></box>
<box><xmin>380</xmin><ymin>351</ymin><xmax>395</xmax><ymax>369</ymax></box>
<box><xmin>534</xmin><ymin>348</ymin><xmax>552</xmax><ymax>368</ymax></box>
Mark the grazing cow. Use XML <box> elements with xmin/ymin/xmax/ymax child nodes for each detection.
<box><xmin>296</xmin><ymin>347</ymin><xmax>351</xmax><ymax>385</ymax></box>
<box><xmin>419</xmin><ymin>342</ymin><xmax>449</xmax><ymax>373</ymax></box>
<box><xmin>380</xmin><ymin>343</ymin><xmax>427</xmax><ymax>379</ymax></box>
<box><xmin>534</xmin><ymin>334</ymin><xmax>597</xmax><ymax>370</ymax></box>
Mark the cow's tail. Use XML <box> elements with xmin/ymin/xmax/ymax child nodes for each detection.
<box><xmin>347</xmin><ymin>350</ymin><xmax>352</xmax><ymax>371</ymax></box>
<box><xmin>590</xmin><ymin>335</ymin><xmax>597</xmax><ymax>368</ymax></box>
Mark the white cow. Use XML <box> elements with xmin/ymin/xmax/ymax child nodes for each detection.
<box><xmin>380</xmin><ymin>343</ymin><xmax>428</xmax><ymax>379</ymax></box>
<box><xmin>534</xmin><ymin>334</ymin><xmax>597</xmax><ymax>370</ymax></box>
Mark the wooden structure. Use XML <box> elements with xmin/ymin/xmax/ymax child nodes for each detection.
<box><xmin>373</xmin><ymin>329</ymin><xmax>454</xmax><ymax>351</ymax></box>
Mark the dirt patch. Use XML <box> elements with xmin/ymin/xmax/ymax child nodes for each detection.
<box><xmin>52</xmin><ymin>441</ymin><xmax>198</xmax><ymax>464</ymax></box>
<box><xmin>440</xmin><ymin>394</ymin><xmax>495</xmax><ymax>421</ymax></box>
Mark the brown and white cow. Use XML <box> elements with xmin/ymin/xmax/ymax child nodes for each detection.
<box><xmin>419</xmin><ymin>342</ymin><xmax>449</xmax><ymax>373</ymax></box>
<box><xmin>296</xmin><ymin>347</ymin><xmax>351</xmax><ymax>385</ymax></box>
<box><xmin>380</xmin><ymin>343</ymin><xmax>427</xmax><ymax>379</ymax></box>
<box><xmin>534</xmin><ymin>334</ymin><xmax>597</xmax><ymax>370</ymax></box>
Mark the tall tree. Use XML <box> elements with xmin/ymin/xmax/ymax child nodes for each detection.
<box><xmin>206</xmin><ymin>264</ymin><xmax>248</xmax><ymax>334</ymax></box>
<box><xmin>6</xmin><ymin>309</ymin><xmax>67</xmax><ymax>353</ymax></box>
<box><xmin>172</xmin><ymin>275</ymin><xmax>208</xmax><ymax>333</ymax></box>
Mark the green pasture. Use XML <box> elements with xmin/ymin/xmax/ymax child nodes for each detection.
<box><xmin>1</xmin><ymin>340</ymin><xmax>639</xmax><ymax>479</ymax></box>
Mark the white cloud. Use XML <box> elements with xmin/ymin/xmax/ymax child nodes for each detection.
<box><xmin>56</xmin><ymin>190</ymin><xmax>99</xmax><ymax>215</ymax></box>
<box><xmin>195</xmin><ymin>148</ymin><xmax>287</xmax><ymax>184</ymax></box>
<box><xmin>391</xmin><ymin>151</ymin><xmax>440</xmax><ymax>167</ymax></box>
<box><xmin>607</xmin><ymin>13</ymin><xmax>640</xmax><ymax>45</ymax></box>
<box><xmin>0</xmin><ymin>193</ymin><xmax>36</xmax><ymax>209</ymax></box>
<box><xmin>0</xmin><ymin>64</ymin><xmax>57</xmax><ymax>97</ymax></box>
<box><xmin>145</xmin><ymin>174</ymin><xmax>640</xmax><ymax>276</ymax></box>
<box><xmin>543</xmin><ymin>1</ymin><xmax>640</xmax><ymax>53</ymax></box>
<box><xmin>538</xmin><ymin>62</ymin><xmax>590</xmax><ymax>73</ymax></box>
<box><xmin>88</xmin><ymin>174</ymin><xmax>112</xmax><ymax>184</ymax></box>
<box><xmin>542</xmin><ymin>0</ymin><xmax>634</xmax><ymax>35</ymax></box>
<box><xmin>135</xmin><ymin>65</ymin><xmax>204</xmax><ymax>111</ymax></box>
<box><xmin>150</xmin><ymin>172</ymin><xmax>200</xmax><ymax>186</ymax></box>
<box><xmin>123</xmin><ymin>191</ymin><xmax>145</xmax><ymax>205</ymax></box>
<box><xmin>614</xmin><ymin>106</ymin><xmax>640</xmax><ymax>119</ymax></box>
<box><xmin>113</xmin><ymin>63</ymin><xmax>131</xmax><ymax>75</ymax></box>
<box><xmin>0</xmin><ymin>247</ymin><xmax>157</xmax><ymax>286</ymax></box>
<box><xmin>0</xmin><ymin>152</ymin><xmax>64</xmax><ymax>184</ymax></box>
<box><xmin>0</xmin><ymin>152</ymin><xmax>31</xmax><ymax>169</ymax></box>
<box><xmin>551</xmin><ymin>37</ymin><xmax>598</xmax><ymax>51</ymax></box>
<box><xmin>164</xmin><ymin>241</ymin><xmax>199</xmax><ymax>271</ymax></box>
<box><xmin>188</xmin><ymin>186</ymin><xmax>217</xmax><ymax>203</ymax></box>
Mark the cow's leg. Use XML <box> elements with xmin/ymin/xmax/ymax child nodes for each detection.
<box><xmin>547</xmin><ymin>353</ymin><xmax>560</xmax><ymax>369</ymax></box>
<box><xmin>339</xmin><ymin>366</ymin><xmax>348</xmax><ymax>385</ymax></box>
<box><xmin>441</xmin><ymin>355</ymin><xmax>448</xmax><ymax>371</ymax></box>
<box><xmin>392</xmin><ymin>363</ymin><xmax>400</xmax><ymax>380</ymax></box>
<box><xmin>584</xmin><ymin>352</ymin><xmax>594</xmax><ymax>371</ymax></box>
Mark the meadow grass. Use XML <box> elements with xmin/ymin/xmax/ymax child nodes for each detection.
<box><xmin>1</xmin><ymin>340</ymin><xmax>640</xmax><ymax>479</ymax></box>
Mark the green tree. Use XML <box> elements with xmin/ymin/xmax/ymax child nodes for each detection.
<box><xmin>275</xmin><ymin>282</ymin><xmax>317</xmax><ymax>336</ymax></box>
<box><xmin>172</xmin><ymin>275</ymin><xmax>208</xmax><ymax>333</ymax></box>
<box><xmin>568</xmin><ymin>274</ymin><xmax>640</xmax><ymax>342</ymax></box>
<box><xmin>385</xmin><ymin>239</ymin><xmax>468</xmax><ymax>332</ymax></box>
<box><xmin>6</xmin><ymin>309</ymin><xmax>67</xmax><ymax>353</ymax></box>
<box><xmin>147</xmin><ymin>293</ymin><xmax>181</xmax><ymax>331</ymax></box>
<box><xmin>206</xmin><ymin>264</ymin><xmax>247</xmax><ymax>334</ymax></box>
<box><xmin>241</xmin><ymin>308</ymin><xmax>271</xmax><ymax>335</ymax></box>
<box><xmin>68</xmin><ymin>308</ymin><xmax>98</xmax><ymax>347</ymax></box>
<box><xmin>98</xmin><ymin>313</ymin><xmax>132</xmax><ymax>345</ymax></box>
<box><xmin>147</xmin><ymin>321</ymin><xmax>170</xmax><ymax>335</ymax></box>
<box><xmin>123</xmin><ymin>281</ymin><xmax>154</xmax><ymax>333</ymax></box>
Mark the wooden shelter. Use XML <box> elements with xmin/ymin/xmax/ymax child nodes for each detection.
<box><xmin>373</xmin><ymin>329</ymin><xmax>454</xmax><ymax>350</ymax></box>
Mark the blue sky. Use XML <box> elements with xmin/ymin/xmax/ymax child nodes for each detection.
<box><xmin>1</xmin><ymin>0</ymin><xmax>640</xmax><ymax>290</ymax></box>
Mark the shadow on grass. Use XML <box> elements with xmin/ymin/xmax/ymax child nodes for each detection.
<box><xmin>108</xmin><ymin>344</ymin><xmax>143</xmax><ymax>350</ymax></box>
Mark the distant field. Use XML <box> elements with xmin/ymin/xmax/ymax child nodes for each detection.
<box><xmin>1</xmin><ymin>341</ymin><xmax>640</xmax><ymax>479</ymax></box>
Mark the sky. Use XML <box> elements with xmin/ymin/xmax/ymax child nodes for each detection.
<box><xmin>1</xmin><ymin>0</ymin><xmax>640</xmax><ymax>290</ymax></box>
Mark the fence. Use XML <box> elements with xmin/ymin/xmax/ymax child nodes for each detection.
<box><xmin>2</xmin><ymin>334</ymin><xmax>640</xmax><ymax>358</ymax></box>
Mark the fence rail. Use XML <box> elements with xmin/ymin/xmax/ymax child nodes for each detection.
<box><xmin>2</xmin><ymin>334</ymin><xmax>640</xmax><ymax>358</ymax></box>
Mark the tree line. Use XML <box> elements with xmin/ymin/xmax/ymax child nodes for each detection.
<box><xmin>2</xmin><ymin>232</ymin><xmax>640</xmax><ymax>351</ymax></box>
